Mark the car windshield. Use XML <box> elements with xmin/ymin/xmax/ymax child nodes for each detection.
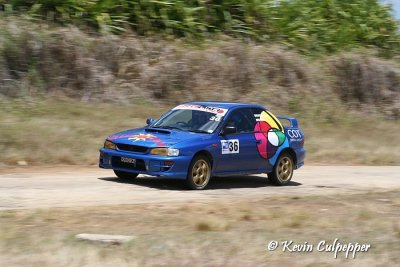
<box><xmin>151</xmin><ymin>104</ymin><xmax>228</xmax><ymax>133</ymax></box>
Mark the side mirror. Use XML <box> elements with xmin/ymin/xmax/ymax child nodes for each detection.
<box><xmin>146</xmin><ymin>118</ymin><xmax>155</xmax><ymax>125</ymax></box>
<box><xmin>221</xmin><ymin>125</ymin><xmax>237</xmax><ymax>135</ymax></box>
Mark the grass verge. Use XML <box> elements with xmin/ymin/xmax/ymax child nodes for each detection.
<box><xmin>0</xmin><ymin>190</ymin><xmax>399</xmax><ymax>266</ymax></box>
<box><xmin>1</xmin><ymin>99</ymin><xmax>400</xmax><ymax>166</ymax></box>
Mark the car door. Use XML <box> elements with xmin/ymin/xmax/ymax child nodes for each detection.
<box><xmin>216</xmin><ymin>108</ymin><xmax>267</xmax><ymax>173</ymax></box>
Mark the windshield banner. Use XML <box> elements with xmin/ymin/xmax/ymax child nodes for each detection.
<box><xmin>173</xmin><ymin>104</ymin><xmax>228</xmax><ymax>116</ymax></box>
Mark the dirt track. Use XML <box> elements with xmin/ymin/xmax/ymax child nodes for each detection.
<box><xmin>0</xmin><ymin>166</ymin><xmax>399</xmax><ymax>210</ymax></box>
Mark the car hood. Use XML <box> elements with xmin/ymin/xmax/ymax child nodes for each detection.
<box><xmin>107</xmin><ymin>127</ymin><xmax>209</xmax><ymax>148</ymax></box>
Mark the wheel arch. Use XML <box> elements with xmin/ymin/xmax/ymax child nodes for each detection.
<box><xmin>278</xmin><ymin>147</ymin><xmax>297</xmax><ymax>167</ymax></box>
<box><xmin>192</xmin><ymin>150</ymin><xmax>214</xmax><ymax>170</ymax></box>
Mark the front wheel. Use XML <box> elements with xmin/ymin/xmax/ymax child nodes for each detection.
<box><xmin>114</xmin><ymin>170</ymin><xmax>139</xmax><ymax>180</ymax></box>
<box><xmin>268</xmin><ymin>152</ymin><xmax>294</xmax><ymax>186</ymax></box>
<box><xmin>186</xmin><ymin>155</ymin><xmax>211</xmax><ymax>190</ymax></box>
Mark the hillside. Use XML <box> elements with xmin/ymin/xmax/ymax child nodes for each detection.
<box><xmin>1</xmin><ymin>17</ymin><xmax>399</xmax><ymax>119</ymax></box>
<box><xmin>0</xmin><ymin>1</ymin><xmax>400</xmax><ymax>166</ymax></box>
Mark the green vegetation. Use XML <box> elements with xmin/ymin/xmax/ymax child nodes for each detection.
<box><xmin>2</xmin><ymin>0</ymin><xmax>399</xmax><ymax>54</ymax></box>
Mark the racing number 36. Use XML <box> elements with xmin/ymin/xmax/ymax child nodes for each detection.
<box><xmin>229</xmin><ymin>140</ymin><xmax>239</xmax><ymax>152</ymax></box>
<box><xmin>221</xmin><ymin>139</ymin><xmax>240</xmax><ymax>154</ymax></box>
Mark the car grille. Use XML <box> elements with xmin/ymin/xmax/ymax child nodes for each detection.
<box><xmin>116</xmin><ymin>144</ymin><xmax>148</xmax><ymax>153</ymax></box>
<box><xmin>111</xmin><ymin>157</ymin><xmax>146</xmax><ymax>171</ymax></box>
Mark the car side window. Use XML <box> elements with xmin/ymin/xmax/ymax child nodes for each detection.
<box><xmin>225</xmin><ymin>108</ymin><xmax>256</xmax><ymax>133</ymax></box>
<box><xmin>252</xmin><ymin>108</ymin><xmax>266</xmax><ymax>132</ymax></box>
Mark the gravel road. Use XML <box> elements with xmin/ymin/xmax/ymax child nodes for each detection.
<box><xmin>0</xmin><ymin>166</ymin><xmax>399</xmax><ymax>210</ymax></box>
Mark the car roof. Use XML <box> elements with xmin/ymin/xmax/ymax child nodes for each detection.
<box><xmin>185</xmin><ymin>101</ymin><xmax>266</xmax><ymax>110</ymax></box>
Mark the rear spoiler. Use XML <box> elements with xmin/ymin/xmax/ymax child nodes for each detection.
<box><xmin>277</xmin><ymin>116</ymin><xmax>299</xmax><ymax>128</ymax></box>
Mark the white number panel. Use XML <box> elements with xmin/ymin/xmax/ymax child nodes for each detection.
<box><xmin>221</xmin><ymin>139</ymin><xmax>240</xmax><ymax>154</ymax></box>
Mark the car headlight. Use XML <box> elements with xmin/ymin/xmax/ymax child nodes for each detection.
<box><xmin>104</xmin><ymin>140</ymin><xmax>116</xmax><ymax>150</ymax></box>
<box><xmin>150</xmin><ymin>147</ymin><xmax>180</xmax><ymax>156</ymax></box>
<box><xmin>167</xmin><ymin>148</ymin><xmax>180</xmax><ymax>156</ymax></box>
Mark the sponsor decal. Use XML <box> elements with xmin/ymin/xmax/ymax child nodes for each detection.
<box><xmin>129</xmin><ymin>133</ymin><xmax>165</xmax><ymax>146</ymax></box>
<box><xmin>221</xmin><ymin>139</ymin><xmax>239</xmax><ymax>154</ymax></box>
<box><xmin>287</xmin><ymin>129</ymin><xmax>303</xmax><ymax>141</ymax></box>
<box><xmin>254</xmin><ymin>111</ymin><xmax>286</xmax><ymax>161</ymax></box>
<box><xmin>128</xmin><ymin>133</ymin><xmax>157</xmax><ymax>142</ymax></box>
<box><xmin>173</xmin><ymin>104</ymin><xmax>228</xmax><ymax>116</ymax></box>
<box><xmin>108</xmin><ymin>133</ymin><xmax>165</xmax><ymax>146</ymax></box>
<box><xmin>107</xmin><ymin>134</ymin><xmax>137</xmax><ymax>141</ymax></box>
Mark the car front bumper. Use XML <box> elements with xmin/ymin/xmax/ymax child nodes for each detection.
<box><xmin>99</xmin><ymin>148</ymin><xmax>191</xmax><ymax>179</ymax></box>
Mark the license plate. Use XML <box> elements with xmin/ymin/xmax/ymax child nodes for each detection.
<box><xmin>120</xmin><ymin>157</ymin><xmax>136</xmax><ymax>165</ymax></box>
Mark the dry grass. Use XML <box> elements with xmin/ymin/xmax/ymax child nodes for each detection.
<box><xmin>0</xmin><ymin>99</ymin><xmax>165</xmax><ymax>165</ymax></box>
<box><xmin>195</xmin><ymin>217</ymin><xmax>230</xmax><ymax>232</ymax></box>
<box><xmin>302</xmin><ymin>116</ymin><xmax>400</xmax><ymax>165</ymax></box>
<box><xmin>0</xmin><ymin>190</ymin><xmax>399</xmax><ymax>266</ymax></box>
<box><xmin>1</xmin><ymin>98</ymin><xmax>400</xmax><ymax>166</ymax></box>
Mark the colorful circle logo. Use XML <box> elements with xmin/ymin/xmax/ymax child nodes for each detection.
<box><xmin>254</xmin><ymin>111</ymin><xmax>286</xmax><ymax>159</ymax></box>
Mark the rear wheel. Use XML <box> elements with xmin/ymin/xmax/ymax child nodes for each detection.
<box><xmin>268</xmin><ymin>152</ymin><xmax>294</xmax><ymax>186</ymax></box>
<box><xmin>114</xmin><ymin>170</ymin><xmax>139</xmax><ymax>180</ymax></box>
<box><xmin>186</xmin><ymin>155</ymin><xmax>211</xmax><ymax>190</ymax></box>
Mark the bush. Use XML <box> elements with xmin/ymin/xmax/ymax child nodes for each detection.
<box><xmin>1</xmin><ymin>18</ymin><xmax>399</xmax><ymax>119</ymax></box>
<box><xmin>2</xmin><ymin>0</ymin><xmax>399</xmax><ymax>55</ymax></box>
<box><xmin>331</xmin><ymin>53</ymin><xmax>400</xmax><ymax>119</ymax></box>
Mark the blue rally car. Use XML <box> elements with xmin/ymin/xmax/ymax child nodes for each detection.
<box><xmin>99</xmin><ymin>102</ymin><xmax>305</xmax><ymax>189</ymax></box>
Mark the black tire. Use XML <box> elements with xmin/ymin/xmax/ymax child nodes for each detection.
<box><xmin>186</xmin><ymin>155</ymin><xmax>211</xmax><ymax>190</ymax></box>
<box><xmin>268</xmin><ymin>152</ymin><xmax>294</xmax><ymax>186</ymax></box>
<box><xmin>114</xmin><ymin>170</ymin><xmax>139</xmax><ymax>180</ymax></box>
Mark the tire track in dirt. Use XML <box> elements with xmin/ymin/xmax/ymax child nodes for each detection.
<box><xmin>0</xmin><ymin>166</ymin><xmax>399</xmax><ymax>210</ymax></box>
